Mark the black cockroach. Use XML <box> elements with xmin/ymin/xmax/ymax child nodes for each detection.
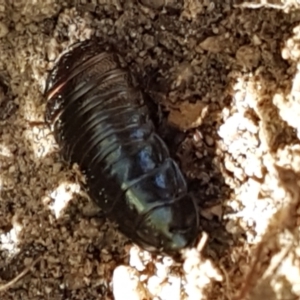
<box><xmin>44</xmin><ymin>39</ymin><xmax>199</xmax><ymax>254</ymax></box>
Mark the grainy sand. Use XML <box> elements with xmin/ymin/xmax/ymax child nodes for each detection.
<box><xmin>1</xmin><ymin>1</ymin><xmax>300</xmax><ymax>299</ymax></box>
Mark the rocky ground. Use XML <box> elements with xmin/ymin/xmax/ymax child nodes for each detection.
<box><xmin>1</xmin><ymin>0</ymin><xmax>300</xmax><ymax>299</ymax></box>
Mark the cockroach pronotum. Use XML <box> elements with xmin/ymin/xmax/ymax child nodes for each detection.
<box><xmin>44</xmin><ymin>39</ymin><xmax>199</xmax><ymax>254</ymax></box>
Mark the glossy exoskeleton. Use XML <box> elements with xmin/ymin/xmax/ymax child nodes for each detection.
<box><xmin>44</xmin><ymin>39</ymin><xmax>199</xmax><ymax>254</ymax></box>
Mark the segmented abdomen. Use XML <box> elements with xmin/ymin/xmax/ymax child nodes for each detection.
<box><xmin>45</xmin><ymin>39</ymin><xmax>198</xmax><ymax>253</ymax></box>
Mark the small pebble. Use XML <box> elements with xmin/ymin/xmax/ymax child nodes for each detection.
<box><xmin>0</xmin><ymin>21</ymin><xmax>8</xmax><ymax>38</ymax></box>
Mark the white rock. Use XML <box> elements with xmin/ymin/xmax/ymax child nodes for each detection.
<box><xmin>113</xmin><ymin>265</ymin><xmax>149</xmax><ymax>300</ymax></box>
<box><xmin>129</xmin><ymin>246</ymin><xmax>146</xmax><ymax>271</ymax></box>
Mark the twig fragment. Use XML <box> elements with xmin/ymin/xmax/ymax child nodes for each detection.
<box><xmin>0</xmin><ymin>256</ymin><xmax>42</xmax><ymax>293</ymax></box>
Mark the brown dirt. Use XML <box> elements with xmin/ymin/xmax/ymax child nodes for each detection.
<box><xmin>1</xmin><ymin>0</ymin><xmax>300</xmax><ymax>299</ymax></box>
